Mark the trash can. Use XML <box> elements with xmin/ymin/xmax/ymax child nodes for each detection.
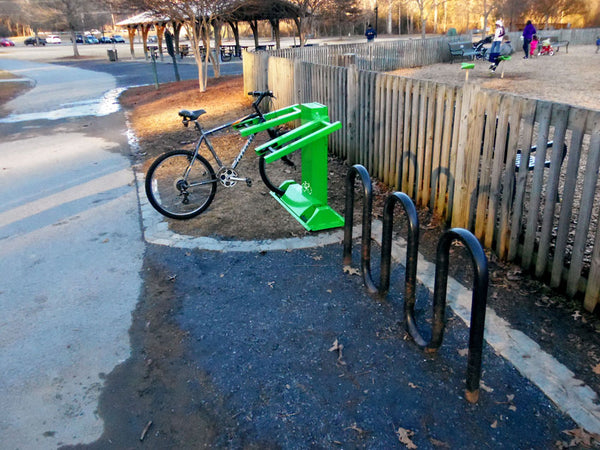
<box><xmin>107</xmin><ymin>49</ymin><xmax>118</xmax><ymax>62</ymax></box>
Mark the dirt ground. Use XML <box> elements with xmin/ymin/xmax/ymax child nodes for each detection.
<box><xmin>390</xmin><ymin>44</ymin><xmax>600</xmax><ymax>110</ymax></box>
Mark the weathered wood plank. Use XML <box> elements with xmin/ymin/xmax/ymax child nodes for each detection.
<box><xmin>422</xmin><ymin>81</ymin><xmax>436</xmax><ymax>207</ymax></box>
<box><xmin>475</xmin><ymin>93</ymin><xmax>501</xmax><ymax>241</ymax></box>
<box><xmin>508</xmin><ymin>99</ymin><xmax>537</xmax><ymax>261</ymax></box>
<box><xmin>550</xmin><ymin>108</ymin><xmax>588</xmax><ymax>287</ymax></box>
<box><xmin>567</xmin><ymin>112</ymin><xmax>600</xmax><ymax>297</ymax></box>
<box><xmin>496</xmin><ymin>95</ymin><xmax>522</xmax><ymax>257</ymax></box>
<box><xmin>451</xmin><ymin>84</ymin><xmax>479</xmax><ymax>228</ymax></box>
<box><xmin>430</xmin><ymin>84</ymin><xmax>445</xmax><ymax>211</ymax></box>
<box><xmin>535</xmin><ymin>104</ymin><xmax>570</xmax><ymax>278</ymax></box>
<box><xmin>522</xmin><ymin>101</ymin><xmax>553</xmax><ymax>269</ymax></box>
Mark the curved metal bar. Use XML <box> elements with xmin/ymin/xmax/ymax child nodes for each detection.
<box><xmin>343</xmin><ymin>165</ymin><xmax>377</xmax><ymax>294</ymax></box>
<box><xmin>381</xmin><ymin>192</ymin><xmax>426</xmax><ymax>346</ymax></box>
<box><xmin>427</xmin><ymin>228</ymin><xmax>489</xmax><ymax>403</ymax></box>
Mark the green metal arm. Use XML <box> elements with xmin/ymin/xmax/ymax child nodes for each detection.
<box><xmin>259</xmin><ymin>121</ymin><xmax>342</xmax><ymax>164</ymax></box>
<box><xmin>238</xmin><ymin>105</ymin><xmax>301</xmax><ymax>136</ymax></box>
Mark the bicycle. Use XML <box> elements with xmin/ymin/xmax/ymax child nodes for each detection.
<box><xmin>145</xmin><ymin>90</ymin><xmax>292</xmax><ymax>219</ymax></box>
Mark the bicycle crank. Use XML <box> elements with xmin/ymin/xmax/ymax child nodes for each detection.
<box><xmin>217</xmin><ymin>167</ymin><xmax>252</xmax><ymax>187</ymax></box>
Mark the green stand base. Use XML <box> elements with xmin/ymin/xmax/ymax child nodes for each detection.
<box><xmin>273</xmin><ymin>181</ymin><xmax>344</xmax><ymax>231</ymax></box>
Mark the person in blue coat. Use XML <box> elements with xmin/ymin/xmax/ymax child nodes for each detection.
<box><xmin>522</xmin><ymin>20</ymin><xmax>536</xmax><ymax>59</ymax></box>
<box><xmin>365</xmin><ymin>24</ymin><xmax>377</xmax><ymax>42</ymax></box>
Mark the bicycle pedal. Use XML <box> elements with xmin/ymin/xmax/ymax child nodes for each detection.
<box><xmin>246</xmin><ymin>178</ymin><xmax>253</xmax><ymax>187</ymax></box>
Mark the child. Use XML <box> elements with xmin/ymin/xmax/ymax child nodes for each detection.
<box><xmin>530</xmin><ymin>35</ymin><xmax>539</xmax><ymax>57</ymax></box>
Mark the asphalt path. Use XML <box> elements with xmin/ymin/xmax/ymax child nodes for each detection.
<box><xmin>0</xmin><ymin>58</ymin><xmax>144</xmax><ymax>448</ymax></box>
<box><xmin>54</xmin><ymin>57</ymin><xmax>242</xmax><ymax>88</ymax></box>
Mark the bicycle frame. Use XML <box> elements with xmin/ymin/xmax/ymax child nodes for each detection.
<box><xmin>190</xmin><ymin>111</ymin><xmax>260</xmax><ymax>172</ymax></box>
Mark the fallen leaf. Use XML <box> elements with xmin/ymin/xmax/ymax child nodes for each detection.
<box><xmin>343</xmin><ymin>265</ymin><xmax>360</xmax><ymax>276</ymax></box>
<box><xmin>562</xmin><ymin>427</ymin><xmax>600</xmax><ymax>447</ymax></box>
<box><xmin>329</xmin><ymin>339</ymin><xmax>346</xmax><ymax>365</ymax></box>
<box><xmin>491</xmin><ymin>420</ymin><xmax>498</xmax><ymax>429</ymax></box>
<box><xmin>480</xmin><ymin>380</ymin><xmax>494</xmax><ymax>393</ymax></box>
<box><xmin>346</xmin><ymin>423</ymin><xmax>366</xmax><ymax>434</ymax></box>
<box><xmin>396</xmin><ymin>427</ymin><xmax>417</xmax><ymax>449</ymax></box>
<box><xmin>428</xmin><ymin>437</ymin><xmax>450</xmax><ymax>448</ymax></box>
<box><xmin>408</xmin><ymin>382</ymin><xmax>419</xmax><ymax>389</ymax></box>
<box><xmin>329</xmin><ymin>339</ymin><xmax>342</xmax><ymax>352</ymax></box>
<box><xmin>506</xmin><ymin>394</ymin><xmax>515</xmax><ymax>402</ymax></box>
<box><xmin>509</xmin><ymin>405</ymin><xmax>517</xmax><ymax>412</ymax></box>
<box><xmin>312</xmin><ymin>255</ymin><xmax>323</xmax><ymax>261</ymax></box>
<box><xmin>572</xmin><ymin>311</ymin><xmax>582</xmax><ymax>321</ymax></box>
<box><xmin>267</xmin><ymin>281</ymin><xmax>275</xmax><ymax>288</ymax></box>
<box><xmin>592</xmin><ymin>364</ymin><xmax>600</xmax><ymax>375</ymax></box>
<box><xmin>457</xmin><ymin>348</ymin><xmax>469</xmax><ymax>357</ymax></box>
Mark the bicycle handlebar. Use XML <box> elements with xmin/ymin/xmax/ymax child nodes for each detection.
<box><xmin>248</xmin><ymin>90</ymin><xmax>274</xmax><ymax>98</ymax></box>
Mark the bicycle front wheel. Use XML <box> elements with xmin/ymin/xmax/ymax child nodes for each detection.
<box><xmin>145</xmin><ymin>150</ymin><xmax>217</xmax><ymax>219</ymax></box>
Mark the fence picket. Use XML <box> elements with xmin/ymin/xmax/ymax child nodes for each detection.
<box><xmin>550</xmin><ymin>108</ymin><xmax>589</xmax><ymax>288</ymax></box>
<box><xmin>567</xmin><ymin>113</ymin><xmax>600</xmax><ymax>297</ymax></box>
<box><xmin>535</xmin><ymin>104</ymin><xmax>570</xmax><ymax>277</ymax></box>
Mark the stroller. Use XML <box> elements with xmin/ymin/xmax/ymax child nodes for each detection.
<box><xmin>472</xmin><ymin>35</ymin><xmax>493</xmax><ymax>60</ymax></box>
<box><xmin>539</xmin><ymin>38</ymin><xmax>555</xmax><ymax>56</ymax></box>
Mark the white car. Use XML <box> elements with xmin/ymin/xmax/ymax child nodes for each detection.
<box><xmin>45</xmin><ymin>35</ymin><xmax>61</xmax><ymax>44</ymax></box>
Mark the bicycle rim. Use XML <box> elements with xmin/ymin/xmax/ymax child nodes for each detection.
<box><xmin>145</xmin><ymin>150</ymin><xmax>216</xmax><ymax>219</ymax></box>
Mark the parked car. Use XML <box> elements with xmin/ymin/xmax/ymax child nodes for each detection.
<box><xmin>98</xmin><ymin>36</ymin><xmax>112</xmax><ymax>44</ymax></box>
<box><xmin>84</xmin><ymin>35</ymin><xmax>99</xmax><ymax>44</ymax></box>
<box><xmin>148</xmin><ymin>35</ymin><xmax>157</xmax><ymax>43</ymax></box>
<box><xmin>111</xmin><ymin>35</ymin><xmax>125</xmax><ymax>43</ymax></box>
<box><xmin>45</xmin><ymin>35</ymin><xmax>61</xmax><ymax>44</ymax></box>
<box><xmin>24</xmin><ymin>36</ymin><xmax>46</xmax><ymax>46</ymax></box>
<box><xmin>73</xmin><ymin>34</ymin><xmax>84</xmax><ymax>43</ymax></box>
<box><xmin>0</xmin><ymin>38</ymin><xmax>15</xmax><ymax>47</ymax></box>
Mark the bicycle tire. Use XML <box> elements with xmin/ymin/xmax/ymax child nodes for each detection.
<box><xmin>258</xmin><ymin>155</ymin><xmax>286</xmax><ymax>197</ymax></box>
<box><xmin>145</xmin><ymin>150</ymin><xmax>217</xmax><ymax>219</ymax></box>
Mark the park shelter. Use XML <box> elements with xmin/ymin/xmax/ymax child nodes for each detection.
<box><xmin>116</xmin><ymin>0</ymin><xmax>301</xmax><ymax>59</ymax></box>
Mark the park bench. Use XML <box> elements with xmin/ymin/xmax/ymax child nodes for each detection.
<box><xmin>448</xmin><ymin>41</ymin><xmax>477</xmax><ymax>63</ymax></box>
<box><xmin>545</xmin><ymin>36</ymin><xmax>570</xmax><ymax>53</ymax></box>
<box><xmin>179</xmin><ymin>44</ymin><xmax>189</xmax><ymax>58</ymax></box>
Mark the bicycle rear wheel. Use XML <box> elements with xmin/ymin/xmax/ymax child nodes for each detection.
<box><xmin>145</xmin><ymin>150</ymin><xmax>217</xmax><ymax>219</ymax></box>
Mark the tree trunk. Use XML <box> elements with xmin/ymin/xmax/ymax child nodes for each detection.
<box><xmin>70</xmin><ymin>30</ymin><xmax>79</xmax><ymax>57</ymax></box>
<box><xmin>249</xmin><ymin>20</ymin><xmax>259</xmax><ymax>49</ymax></box>
<box><xmin>188</xmin><ymin>21</ymin><xmax>206</xmax><ymax>92</ymax></box>
<box><xmin>211</xmin><ymin>19</ymin><xmax>222</xmax><ymax>78</ymax></box>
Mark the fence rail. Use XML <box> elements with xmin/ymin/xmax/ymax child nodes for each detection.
<box><xmin>243</xmin><ymin>34</ymin><xmax>600</xmax><ymax>311</ymax></box>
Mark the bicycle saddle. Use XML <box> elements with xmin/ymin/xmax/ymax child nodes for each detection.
<box><xmin>178</xmin><ymin>109</ymin><xmax>206</xmax><ymax>120</ymax></box>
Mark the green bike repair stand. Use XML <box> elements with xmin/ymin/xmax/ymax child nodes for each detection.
<box><xmin>239</xmin><ymin>103</ymin><xmax>344</xmax><ymax>231</ymax></box>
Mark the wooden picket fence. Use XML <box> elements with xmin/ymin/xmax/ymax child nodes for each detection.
<box><xmin>243</xmin><ymin>39</ymin><xmax>600</xmax><ymax>311</ymax></box>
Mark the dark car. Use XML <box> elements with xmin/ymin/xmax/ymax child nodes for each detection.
<box><xmin>0</xmin><ymin>38</ymin><xmax>15</xmax><ymax>47</ymax></box>
<box><xmin>111</xmin><ymin>35</ymin><xmax>125</xmax><ymax>43</ymax></box>
<box><xmin>99</xmin><ymin>36</ymin><xmax>112</xmax><ymax>44</ymax></box>
<box><xmin>24</xmin><ymin>36</ymin><xmax>46</xmax><ymax>46</ymax></box>
<box><xmin>84</xmin><ymin>35</ymin><xmax>99</xmax><ymax>44</ymax></box>
<box><xmin>74</xmin><ymin>34</ymin><xmax>83</xmax><ymax>43</ymax></box>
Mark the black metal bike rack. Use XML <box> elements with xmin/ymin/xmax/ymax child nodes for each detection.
<box><xmin>343</xmin><ymin>165</ymin><xmax>376</xmax><ymax>294</ymax></box>
<box><xmin>343</xmin><ymin>165</ymin><xmax>489</xmax><ymax>403</ymax></box>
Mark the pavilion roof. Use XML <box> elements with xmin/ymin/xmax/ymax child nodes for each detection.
<box><xmin>116</xmin><ymin>0</ymin><xmax>300</xmax><ymax>27</ymax></box>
